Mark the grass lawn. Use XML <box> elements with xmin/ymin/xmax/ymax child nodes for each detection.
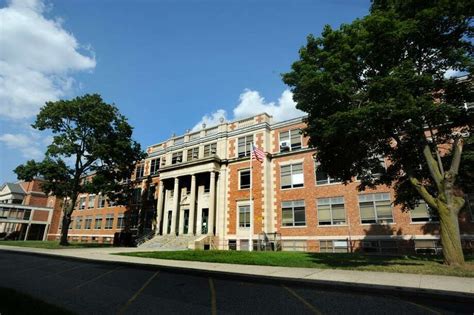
<box><xmin>118</xmin><ymin>250</ymin><xmax>474</xmax><ymax>277</ymax></box>
<box><xmin>0</xmin><ymin>240</ymin><xmax>112</xmax><ymax>249</ymax></box>
<box><xmin>0</xmin><ymin>287</ymin><xmax>74</xmax><ymax>315</ymax></box>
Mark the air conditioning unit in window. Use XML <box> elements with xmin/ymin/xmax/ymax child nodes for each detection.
<box><xmin>280</xmin><ymin>141</ymin><xmax>290</xmax><ymax>151</ymax></box>
<box><xmin>211</xmin><ymin>149</ymin><xmax>216</xmax><ymax>154</ymax></box>
<box><xmin>193</xmin><ymin>154</ymin><xmax>198</xmax><ymax>159</ymax></box>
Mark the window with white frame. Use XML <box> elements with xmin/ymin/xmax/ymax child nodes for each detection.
<box><xmin>238</xmin><ymin>205</ymin><xmax>251</xmax><ymax>228</ymax></box>
<box><xmin>410</xmin><ymin>200</ymin><xmax>439</xmax><ymax>222</ymax></box>
<box><xmin>150</xmin><ymin>158</ymin><xmax>160</xmax><ymax>175</ymax></box>
<box><xmin>117</xmin><ymin>214</ymin><xmax>125</xmax><ymax>229</ymax></box>
<box><xmin>172</xmin><ymin>151</ymin><xmax>183</xmax><ymax>164</ymax></box>
<box><xmin>78</xmin><ymin>197</ymin><xmax>86</xmax><ymax>210</ymax></box>
<box><xmin>84</xmin><ymin>216</ymin><xmax>92</xmax><ymax>229</ymax></box>
<box><xmin>282</xmin><ymin>200</ymin><xmax>306</xmax><ymax>226</ymax></box>
<box><xmin>95</xmin><ymin>215</ymin><xmax>102</xmax><ymax>229</ymax></box>
<box><xmin>315</xmin><ymin>162</ymin><xmax>340</xmax><ymax>185</ymax></box>
<box><xmin>203</xmin><ymin>143</ymin><xmax>217</xmax><ymax>157</ymax></box>
<box><xmin>239</xmin><ymin>169</ymin><xmax>251</xmax><ymax>189</ymax></box>
<box><xmin>135</xmin><ymin>164</ymin><xmax>144</xmax><ymax>178</ymax></box>
<box><xmin>317</xmin><ymin>197</ymin><xmax>346</xmax><ymax>225</ymax></box>
<box><xmin>88</xmin><ymin>195</ymin><xmax>95</xmax><ymax>209</ymax></box>
<box><xmin>98</xmin><ymin>195</ymin><xmax>106</xmax><ymax>208</ymax></box>
<box><xmin>359</xmin><ymin>193</ymin><xmax>393</xmax><ymax>224</ymax></box>
<box><xmin>281</xmin><ymin>163</ymin><xmax>304</xmax><ymax>189</ymax></box>
<box><xmin>75</xmin><ymin>217</ymin><xmax>83</xmax><ymax>229</ymax></box>
<box><xmin>105</xmin><ymin>214</ymin><xmax>114</xmax><ymax>229</ymax></box>
<box><xmin>320</xmin><ymin>240</ymin><xmax>348</xmax><ymax>253</ymax></box>
<box><xmin>238</xmin><ymin>135</ymin><xmax>253</xmax><ymax>157</ymax></box>
<box><xmin>279</xmin><ymin>129</ymin><xmax>302</xmax><ymax>152</ymax></box>
<box><xmin>187</xmin><ymin>147</ymin><xmax>200</xmax><ymax>161</ymax></box>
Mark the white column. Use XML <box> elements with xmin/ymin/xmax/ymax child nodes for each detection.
<box><xmin>163</xmin><ymin>190</ymin><xmax>170</xmax><ymax>235</ymax></box>
<box><xmin>178</xmin><ymin>187</ymin><xmax>186</xmax><ymax>235</ymax></box>
<box><xmin>196</xmin><ymin>186</ymin><xmax>203</xmax><ymax>236</ymax></box>
<box><xmin>189</xmin><ymin>174</ymin><xmax>196</xmax><ymax>235</ymax></box>
<box><xmin>170</xmin><ymin>177</ymin><xmax>179</xmax><ymax>235</ymax></box>
<box><xmin>155</xmin><ymin>181</ymin><xmax>164</xmax><ymax>235</ymax></box>
<box><xmin>208</xmin><ymin>171</ymin><xmax>216</xmax><ymax>235</ymax></box>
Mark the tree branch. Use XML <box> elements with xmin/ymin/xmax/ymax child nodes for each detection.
<box><xmin>422</xmin><ymin>144</ymin><xmax>443</xmax><ymax>192</ymax></box>
<box><xmin>449</xmin><ymin>137</ymin><xmax>463</xmax><ymax>175</ymax></box>
<box><xmin>409</xmin><ymin>177</ymin><xmax>438</xmax><ymax>210</ymax></box>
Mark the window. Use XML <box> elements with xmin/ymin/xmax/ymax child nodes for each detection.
<box><xmin>359</xmin><ymin>193</ymin><xmax>393</xmax><ymax>224</ymax></box>
<box><xmin>238</xmin><ymin>135</ymin><xmax>253</xmax><ymax>157</ymax></box>
<box><xmin>281</xmin><ymin>163</ymin><xmax>304</xmax><ymax>189</ymax></box>
<box><xmin>94</xmin><ymin>216</ymin><xmax>102</xmax><ymax>229</ymax></box>
<box><xmin>282</xmin><ymin>200</ymin><xmax>306</xmax><ymax>226</ymax></box>
<box><xmin>320</xmin><ymin>240</ymin><xmax>348</xmax><ymax>253</ymax></box>
<box><xmin>132</xmin><ymin>188</ymin><xmax>142</xmax><ymax>204</ymax></box>
<box><xmin>84</xmin><ymin>216</ymin><xmax>92</xmax><ymax>229</ymax></box>
<box><xmin>98</xmin><ymin>195</ymin><xmax>106</xmax><ymax>208</ymax></box>
<box><xmin>88</xmin><ymin>195</ymin><xmax>95</xmax><ymax>209</ymax></box>
<box><xmin>117</xmin><ymin>214</ymin><xmax>125</xmax><ymax>229</ymax></box>
<box><xmin>315</xmin><ymin>162</ymin><xmax>340</xmax><ymax>185</ymax></box>
<box><xmin>317</xmin><ymin>197</ymin><xmax>346</xmax><ymax>225</ymax></box>
<box><xmin>105</xmin><ymin>214</ymin><xmax>114</xmax><ymax>229</ymax></box>
<box><xmin>172</xmin><ymin>151</ymin><xmax>183</xmax><ymax>164</ymax></box>
<box><xmin>203</xmin><ymin>143</ymin><xmax>217</xmax><ymax>157</ymax></box>
<box><xmin>410</xmin><ymin>200</ymin><xmax>439</xmax><ymax>222</ymax></box>
<box><xmin>239</xmin><ymin>169</ymin><xmax>251</xmax><ymax>189</ymax></box>
<box><xmin>135</xmin><ymin>164</ymin><xmax>144</xmax><ymax>179</ymax></box>
<box><xmin>75</xmin><ymin>217</ymin><xmax>83</xmax><ymax>229</ymax></box>
<box><xmin>187</xmin><ymin>147</ymin><xmax>199</xmax><ymax>161</ymax></box>
<box><xmin>238</xmin><ymin>205</ymin><xmax>251</xmax><ymax>228</ymax></box>
<box><xmin>78</xmin><ymin>197</ymin><xmax>86</xmax><ymax>210</ymax></box>
<box><xmin>150</xmin><ymin>158</ymin><xmax>160</xmax><ymax>175</ymax></box>
<box><xmin>279</xmin><ymin>129</ymin><xmax>302</xmax><ymax>152</ymax></box>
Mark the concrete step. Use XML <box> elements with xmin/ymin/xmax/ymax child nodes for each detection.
<box><xmin>138</xmin><ymin>234</ymin><xmax>200</xmax><ymax>250</ymax></box>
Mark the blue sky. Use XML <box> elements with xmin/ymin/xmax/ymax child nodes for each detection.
<box><xmin>0</xmin><ymin>0</ymin><xmax>370</xmax><ymax>182</ymax></box>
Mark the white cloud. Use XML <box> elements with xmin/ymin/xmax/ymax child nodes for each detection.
<box><xmin>0</xmin><ymin>0</ymin><xmax>96</xmax><ymax>119</ymax></box>
<box><xmin>0</xmin><ymin>132</ymin><xmax>43</xmax><ymax>159</ymax></box>
<box><xmin>192</xmin><ymin>89</ymin><xmax>303</xmax><ymax>131</ymax></box>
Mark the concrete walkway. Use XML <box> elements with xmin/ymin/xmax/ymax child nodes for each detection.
<box><xmin>1</xmin><ymin>245</ymin><xmax>473</xmax><ymax>299</ymax></box>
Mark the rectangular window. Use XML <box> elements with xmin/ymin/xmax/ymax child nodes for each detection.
<box><xmin>94</xmin><ymin>216</ymin><xmax>102</xmax><ymax>229</ymax></box>
<box><xmin>238</xmin><ymin>135</ymin><xmax>253</xmax><ymax>157</ymax></box>
<box><xmin>282</xmin><ymin>200</ymin><xmax>306</xmax><ymax>227</ymax></box>
<box><xmin>187</xmin><ymin>147</ymin><xmax>200</xmax><ymax>161</ymax></box>
<box><xmin>75</xmin><ymin>217</ymin><xmax>83</xmax><ymax>229</ymax></box>
<box><xmin>410</xmin><ymin>200</ymin><xmax>439</xmax><ymax>222</ymax></box>
<box><xmin>84</xmin><ymin>216</ymin><xmax>92</xmax><ymax>229</ymax></box>
<box><xmin>359</xmin><ymin>193</ymin><xmax>393</xmax><ymax>224</ymax></box>
<box><xmin>239</xmin><ymin>169</ymin><xmax>251</xmax><ymax>189</ymax></box>
<box><xmin>317</xmin><ymin>197</ymin><xmax>346</xmax><ymax>225</ymax></box>
<box><xmin>203</xmin><ymin>143</ymin><xmax>217</xmax><ymax>157</ymax></box>
<box><xmin>315</xmin><ymin>162</ymin><xmax>340</xmax><ymax>185</ymax></box>
<box><xmin>78</xmin><ymin>197</ymin><xmax>86</xmax><ymax>210</ymax></box>
<box><xmin>279</xmin><ymin>129</ymin><xmax>302</xmax><ymax>152</ymax></box>
<box><xmin>117</xmin><ymin>214</ymin><xmax>125</xmax><ymax>229</ymax></box>
<box><xmin>98</xmin><ymin>195</ymin><xmax>106</xmax><ymax>208</ymax></box>
<box><xmin>281</xmin><ymin>163</ymin><xmax>304</xmax><ymax>189</ymax></box>
<box><xmin>105</xmin><ymin>214</ymin><xmax>114</xmax><ymax>229</ymax></box>
<box><xmin>238</xmin><ymin>205</ymin><xmax>251</xmax><ymax>228</ymax></box>
<box><xmin>172</xmin><ymin>151</ymin><xmax>183</xmax><ymax>164</ymax></box>
<box><xmin>150</xmin><ymin>158</ymin><xmax>160</xmax><ymax>175</ymax></box>
<box><xmin>320</xmin><ymin>240</ymin><xmax>348</xmax><ymax>253</ymax></box>
<box><xmin>132</xmin><ymin>188</ymin><xmax>142</xmax><ymax>204</ymax></box>
<box><xmin>135</xmin><ymin>164</ymin><xmax>144</xmax><ymax>179</ymax></box>
<box><xmin>88</xmin><ymin>195</ymin><xmax>95</xmax><ymax>209</ymax></box>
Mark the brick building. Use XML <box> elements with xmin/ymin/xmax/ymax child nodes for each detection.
<box><xmin>47</xmin><ymin>113</ymin><xmax>474</xmax><ymax>252</ymax></box>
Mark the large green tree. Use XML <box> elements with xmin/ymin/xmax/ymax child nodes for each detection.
<box><xmin>283</xmin><ymin>0</ymin><xmax>473</xmax><ymax>265</ymax></box>
<box><xmin>15</xmin><ymin>94</ymin><xmax>145</xmax><ymax>245</ymax></box>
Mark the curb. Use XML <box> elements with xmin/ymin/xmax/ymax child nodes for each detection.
<box><xmin>2</xmin><ymin>247</ymin><xmax>473</xmax><ymax>305</ymax></box>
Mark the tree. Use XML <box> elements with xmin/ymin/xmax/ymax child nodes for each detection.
<box><xmin>283</xmin><ymin>0</ymin><xmax>473</xmax><ymax>265</ymax></box>
<box><xmin>14</xmin><ymin>94</ymin><xmax>145</xmax><ymax>245</ymax></box>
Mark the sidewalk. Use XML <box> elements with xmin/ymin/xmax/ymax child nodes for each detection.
<box><xmin>1</xmin><ymin>245</ymin><xmax>473</xmax><ymax>299</ymax></box>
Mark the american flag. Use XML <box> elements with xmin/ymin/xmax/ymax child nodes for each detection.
<box><xmin>251</xmin><ymin>144</ymin><xmax>265</xmax><ymax>162</ymax></box>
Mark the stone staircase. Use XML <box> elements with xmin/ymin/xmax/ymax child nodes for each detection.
<box><xmin>138</xmin><ymin>234</ymin><xmax>200</xmax><ymax>250</ymax></box>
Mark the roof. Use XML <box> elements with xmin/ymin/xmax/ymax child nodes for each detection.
<box><xmin>1</xmin><ymin>183</ymin><xmax>25</xmax><ymax>195</ymax></box>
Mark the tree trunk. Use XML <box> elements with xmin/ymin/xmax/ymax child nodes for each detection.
<box><xmin>438</xmin><ymin>203</ymin><xmax>465</xmax><ymax>266</ymax></box>
<box><xmin>59</xmin><ymin>214</ymin><xmax>71</xmax><ymax>246</ymax></box>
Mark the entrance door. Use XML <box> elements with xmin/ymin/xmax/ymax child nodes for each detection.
<box><xmin>183</xmin><ymin>209</ymin><xmax>189</xmax><ymax>234</ymax></box>
<box><xmin>167</xmin><ymin>210</ymin><xmax>172</xmax><ymax>234</ymax></box>
<box><xmin>201</xmin><ymin>208</ymin><xmax>209</xmax><ymax>234</ymax></box>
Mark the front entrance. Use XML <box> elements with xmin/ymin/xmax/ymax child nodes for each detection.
<box><xmin>201</xmin><ymin>208</ymin><xmax>209</xmax><ymax>234</ymax></box>
<box><xmin>167</xmin><ymin>210</ymin><xmax>172</xmax><ymax>234</ymax></box>
<box><xmin>183</xmin><ymin>209</ymin><xmax>189</xmax><ymax>234</ymax></box>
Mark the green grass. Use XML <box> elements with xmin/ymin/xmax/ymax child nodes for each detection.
<box><xmin>118</xmin><ymin>250</ymin><xmax>474</xmax><ymax>278</ymax></box>
<box><xmin>0</xmin><ymin>240</ymin><xmax>112</xmax><ymax>249</ymax></box>
<box><xmin>0</xmin><ymin>287</ymin><xmax>75</xmax><ymax>315</ymax></box>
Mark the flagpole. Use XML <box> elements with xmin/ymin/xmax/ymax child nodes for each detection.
<box><xmin>249</xmin><ymin>143</ymin><xmax>253</xmax><ymax>252</ymax></box>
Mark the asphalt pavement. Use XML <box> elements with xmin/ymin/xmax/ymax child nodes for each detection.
<box><xmin>0</xmin><ymin>251</ymin><xmax>472</xmax><ymax>315</ymax></box>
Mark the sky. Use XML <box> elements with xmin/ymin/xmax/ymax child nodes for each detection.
<box><xmin>0</xmin><ymin>0</ymin><xmax>370</xmax><ymax>182</ymax></box>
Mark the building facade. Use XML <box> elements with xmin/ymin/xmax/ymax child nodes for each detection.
<box><xmin>47</xmin><ymin>113</ymin><xmax>474</xmax><ymax>252</ymax></box>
